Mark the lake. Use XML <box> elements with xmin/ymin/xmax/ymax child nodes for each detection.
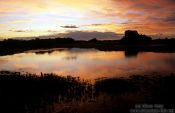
<box><xmin>0</xmin><ymin>48</ymin><xmax>175</xmax><ymax>80</ymax></box>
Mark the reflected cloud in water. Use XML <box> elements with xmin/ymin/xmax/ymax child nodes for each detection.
<box><xmin>0</xmin><ymin>48</ymin><xmax>175</xmax><ymax>79</ymax></box>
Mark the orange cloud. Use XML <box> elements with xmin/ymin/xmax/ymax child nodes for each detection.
<box><xmin>0</xmin><ymin>0</ymin><xmax>175</xmax><ymax>38</ymax></box>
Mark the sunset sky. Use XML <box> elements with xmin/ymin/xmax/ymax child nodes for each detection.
<box><xmin>0</xmin><ymin>0</ymin><xmax>175</xmax><ymax>39</ymax></box>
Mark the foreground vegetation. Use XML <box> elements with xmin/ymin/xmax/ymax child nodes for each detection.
<box><xmin>0</xmin><ymin>71</ymin><xmax>92</xmax><ymax>113</ymax></box>
<box><xmin>0</xmin><ymin>71</ymin><xmax>175</xmax><ymax>113</ymax></box>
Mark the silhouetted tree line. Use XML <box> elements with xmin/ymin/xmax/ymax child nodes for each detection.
<box><xmin>0</xmin><ymin>30</ymin><xmax>175</xmax><ymax>56</ymax></box>
<box><xmin>0</xmin><ymin>37</ymin><xmax>75</xmax><ymax>49</ymax></box>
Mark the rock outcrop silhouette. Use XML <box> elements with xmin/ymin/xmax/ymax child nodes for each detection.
<box><xmin>121</xmin><ymin>30</ymin><xmax>152</xmax><ymax>44</ymax></box>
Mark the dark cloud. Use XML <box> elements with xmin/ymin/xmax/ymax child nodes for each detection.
<box><xmin>60</xmin><ymin>25</ymin><xmax>78</xmax><ymax>28</ymax></box>
<box><xmin>164</xmin><ymin>12</ymin><xmax>175</xmax><ymax>23</ymax></box>
<box><xmin>111</xmin><ymin>0</ymin><xmax>175</xmax><ymax>25</ymax></box>
<box><xmin>13</xmin><ymin>31</ymin><xmax>122</xmax><ymax>41</ymax></box>
<box><xmin>9</xmin><ymin>29</ymin><xmax>31</xmax><ymax>32</ymax></box>
<box><xmin>89</xmin><ymin>24</ymin><xmax>104</xmax><ymax>26</ymax></box>
<box><xmin>61</xmin><ymin>31</ymin><xmax>123</xmax><ymax>40</ymax></box>
<box><xmin>47</xmin><ymin>30</ymin><xmax>58</xmax><ymax>32</ymax></box>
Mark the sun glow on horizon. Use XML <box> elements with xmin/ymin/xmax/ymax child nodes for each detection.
<box><xmin>0</xmin><ymin>0</ymin><xmax>175</xmax><ymax>39</ymax></box>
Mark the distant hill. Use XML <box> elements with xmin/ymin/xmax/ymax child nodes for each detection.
<box><xmin>0</xmin><ymin>30</ymin><xmax>175</xmax><ymax>56</ymax></box>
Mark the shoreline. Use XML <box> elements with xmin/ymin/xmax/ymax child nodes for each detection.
<box><xmin>0</xmin><ymin>38</ymin><xmax>175</xmax><ymax>56</ymax></box>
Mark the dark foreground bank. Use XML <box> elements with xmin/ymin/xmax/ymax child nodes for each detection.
<box><xmin>0</xmin><ymin>71</ymin><xmax>175</xmax><ymax>113</ymax></box>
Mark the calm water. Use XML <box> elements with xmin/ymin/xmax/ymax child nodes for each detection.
<box><xmin>0</xmin><ymin>48</ymin><xmax>175</xmax><ymax>79</ymax></box>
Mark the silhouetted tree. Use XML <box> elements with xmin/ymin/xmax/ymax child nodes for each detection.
<box><xmin>121</xmin><ymin>30</ymin><xmax>152</xmax><ymax>44</ymax></box>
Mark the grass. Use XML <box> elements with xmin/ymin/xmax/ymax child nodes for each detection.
<box><xmin>0</xmin><ymin>71</ymin><xmax>175</xmax><ymax>113</ymax></box>
<box><xmin>0</xmin><ymin>71</ymin><xmax>92</xmax><ymax>113</ymax></box>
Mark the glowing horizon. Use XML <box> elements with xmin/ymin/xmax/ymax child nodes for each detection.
<box><xmin>0</xmin><ymin>0</ymin><xmax>175</xmax><ymax>39</ymax></box>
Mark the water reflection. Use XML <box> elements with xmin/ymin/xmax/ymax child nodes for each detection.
<box><xmin>124</xmin><ymin>50</ymin><xmax>139</xmax><ymax>57</ymax></box>
<box><xmin>0</xmin><ymin>48</ymin><xmax>175</xmax><ymax>79</ymax></box>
